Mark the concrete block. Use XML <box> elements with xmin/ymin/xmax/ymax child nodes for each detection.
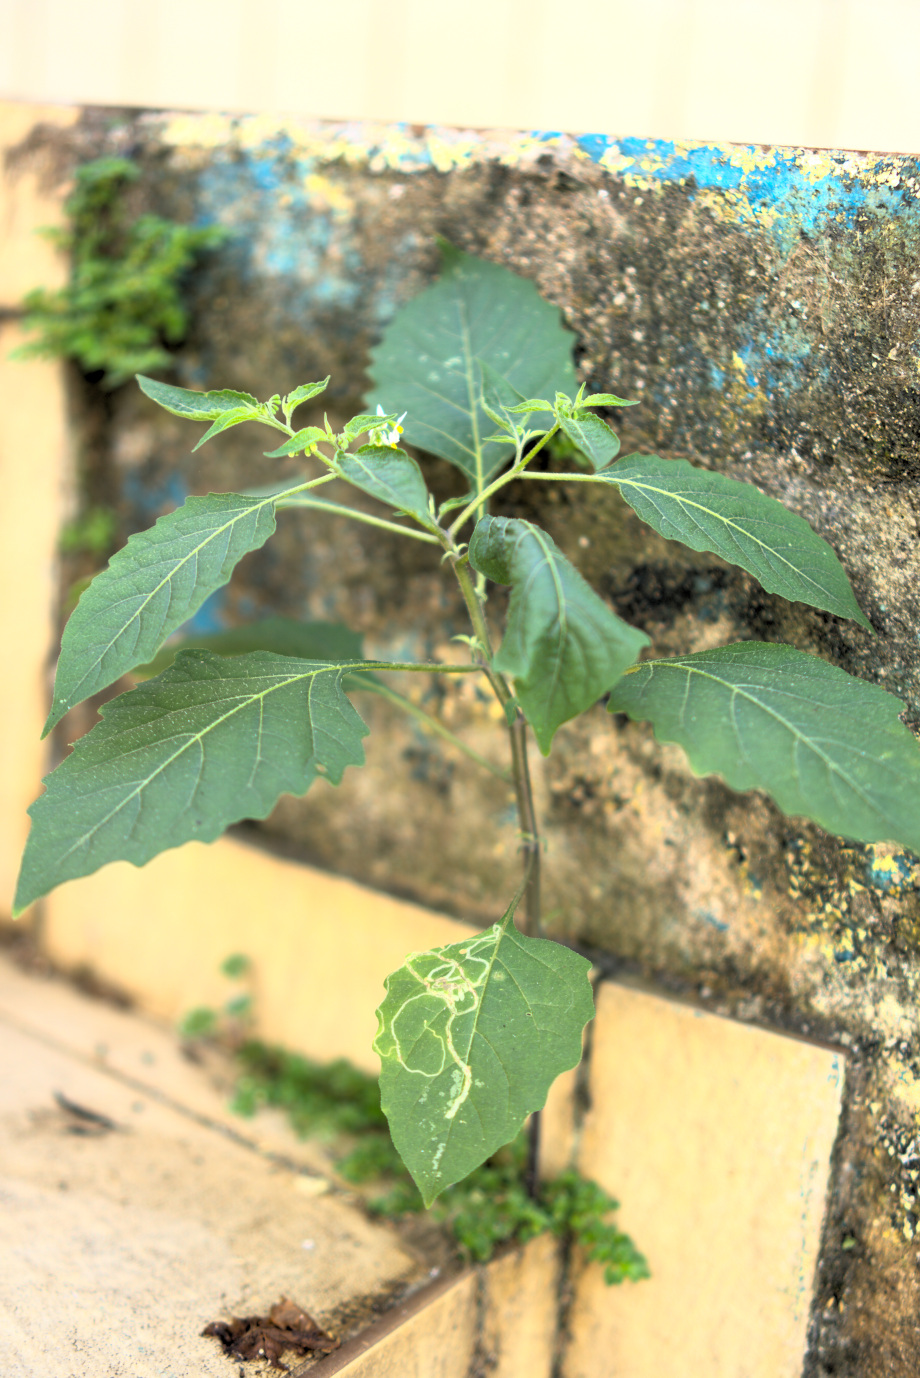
<box><xmin>563</xmin><ymin>981</ymin><xmax>845</xmax><ymax>1377</ymax></box>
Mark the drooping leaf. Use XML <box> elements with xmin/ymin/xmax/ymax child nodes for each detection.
<box><xmin>16</xmin><ymin>651</ymin><xmax>371</xmax><ymax>912</ymax></box>
<box><xmin>335</xmin><ymin>445</ymin><xmax>438</xmax><ymax>530</ymax></box>
<box><xmin>374</xmin><ymin>906</ymin><xmax>594</xmax><ymax>1205</ymax></box>
<box><xmin>595</xmin><ymin>455</ymin><xmax>871</xmax><ymax>628</ymax></box>
<box><xmin>608</xmin><ymin>642</ymin><xmax>920</xmax><ymax>852</ymax></box>
<box><xmin>45</xmin><ymin>491</ymin><xmax>283</xmax><ymax>733</ymax></box>
<box><xmin>477</xmin><ymin>358</ymin><xmax>528</xmax><ymax>430</ymax></box>
<box><xmin>263</xmin><ymin>427</ymin><xmax>328</xmax><ymax>457</ymax></box>
<box><xmin>133</xmin><ymin>616</ymin><xmax>364</xmax><ymax>679</ymax></box>
<box><xmin>557</xmin><ymin>411</ymin><xmax>621</xmax><ymax>471</ymax></box>
<box><xmin>469</xmin><ymin>515</ymin><xmax>649</xmax><ymax>753</ymax></box>
<box><xmin>366</xmin><ymin>245</ymin><xmax>576</xmax><ymax>492</ymax></box>
<box><xmin>137</xmin><ymin>374</ymin><xmax>258</xmax><ymax>420</ymax></box>
<box><xmin>192</xmin><ymin>406</ymin><xmax>265</xmax><ymax>451</ymax></box>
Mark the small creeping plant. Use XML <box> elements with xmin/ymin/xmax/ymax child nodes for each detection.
<box><xmin>16</xmin><ymin>245</ymin><xmax>920</xmax><ymax>1205</ymax></box>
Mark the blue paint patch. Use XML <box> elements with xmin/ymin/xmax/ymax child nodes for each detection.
<box><xmin>696</xmin><ymin>909</ymin><xmax>729</xmax><ymax>932</ymax></box>
<box><xmin>573</xmin><ymin>135</ymin><xmax>915</xmax><ymax>239</ymax></box>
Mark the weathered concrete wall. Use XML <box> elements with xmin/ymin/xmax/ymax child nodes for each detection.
<box><xmin>12</xmin><ymin>110</ymin><xmax>920</xmax><ymax>1373</ymax></box>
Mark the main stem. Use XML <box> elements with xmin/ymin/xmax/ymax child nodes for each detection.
<box><xmin>449</xmin><ymin>550</ymin><xmax>543</xmax><ymax>1197</ymax></box>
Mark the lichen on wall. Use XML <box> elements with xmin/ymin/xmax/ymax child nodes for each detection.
<box><xmin>20</xmin><ymin>109</ymin><xmax>920</xmax><ymax>1373</ymax></box>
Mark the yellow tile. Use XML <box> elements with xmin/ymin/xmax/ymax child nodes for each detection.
<box><xmin>317</xmin><ymin>1271</ymin><xmax>478</xmax><ymax>1378</ymax></box>
<box><xmin>480</xmin><ymin>1234</ymin><xmax>562</xmax><ymax>1378</ymax></box>
<box><xmin>0</xmin><ymin>101</ymin><xmax>77</xmax><ymax>917</ymax></box>
<box><xmin>563</xmin><ymin>982</ymin><xmax>845</xmax><ymax>1378</ymax></box>
<box><xmin>43</xmin><ymin>834</ymin><xmax>476</xmax><ymax>1072</ymax></box>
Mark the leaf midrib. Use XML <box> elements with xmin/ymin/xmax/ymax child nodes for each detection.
<box><xmin>645</xmin><ymin>658</ymin><xmax>885</xmax><ymax>817</ymax></box>
<box><xmin>55</xmin><ymin>494</ymin><xmax>277</xmax><ymax>715</ymax></box>
<box><xmin>56</xmin><ymin>663</ymin><xmax>344</xmax><ymax>865</ymax></box>
<box><xmin>611</xmin><ymin>473</ymin><xmax>839</xmax><ymax>602</ymax></box>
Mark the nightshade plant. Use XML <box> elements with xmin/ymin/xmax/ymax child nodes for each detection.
<box><xmin>16</xmin><ymin>246</ymin><xmax>920</xmax><ymax>1210</ymax></box>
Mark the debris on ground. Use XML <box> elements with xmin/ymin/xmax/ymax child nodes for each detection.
<box><xmin>202</xmin><ymin>1296</ymin><xmax>339</xmax><ymax>1370</ymax></box>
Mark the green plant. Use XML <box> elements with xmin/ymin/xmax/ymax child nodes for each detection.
<box><xmin>204</xmin><ymin>1023</ymin><xmax>647</xmax><ymax>1281</ymax></box>
<box><xmin>16</xmin><ymin>245</ymin><xmax>920</xmax><ymax>1226</ymax></box>
<box><xmin>15</xmin><ymin>156</ymin><xmax>227</xmax><ymax>387</ymax></box>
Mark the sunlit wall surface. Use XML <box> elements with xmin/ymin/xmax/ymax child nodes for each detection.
<box><xmin>0</xmin><ymin>0</ymin><xmax>917</xmax><ymax>154</ymax></box>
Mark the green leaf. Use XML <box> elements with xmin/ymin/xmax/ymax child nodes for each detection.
<box><xmin>342</xmin><ymin>413</ymin><xmax>399</xmax><ymax>444</ymax></box>
<box><xmin>192</xmin><ymin>406</ymin><xmax>264</xmax><ymax>451</ymax></box>
<box><xmin>263</xmin><ymin>426</ymin><xmax>328</xmax><ymax>457</ymax></box>
<box><xmin>366</xmin><ymin>245</ymin><xmax>576</xmax><ymax>493</ymax></box>
<box><xmin>45</xmin><ymin>492</ymin><xmax>281</xmax><ymax>734</ymax></box>
<box><xmin>469</xmin><ymin>515</ymin><xmax>649</xmax><ymax>753</ymax></box>
<box><xmin>137</xmin><ymin>374</ymin><xmax>258</xmax><ymax>420</ymax></box>
<box><xmin>374</xmin><ymin>905</ymin><xmax>594</xmax><ymax>1205</ymax></box>
<box><xmin>477</xmin><ymin>358</ymin><xmax>528</xmax><ymax>430</ymax></box>
<box><xmin>557</xmin><ymin>412</ymin><xmax>621</xmax><ymax>471</ymax></box>
<box><xmin>133</xmin><ymin>616</ymin><xmax>364</xmax><ymax>679</ymax></box>
<box><xmin>596</xmin><ymin>455</ymin><xmax>872</xmax><ymax>628</ymax></box>
<box><xmin>335</xmin><ymin>445</ymin><xmax>438</xmax><ymax>530</ymax></box>
<box><xmin>16</xmin><ymin>651</ymin><xmax>370</xmax><ymax>912</ymax></box>
<box><xmin>282</xmin><ymin>377</ymin><xmax>330</xmax><ymax>420</ymax></box>
<box><xmin>608</xmin><ymin>642</ymin><xmax>920</xmax><ymax>852</ymax></box>
<box><xmin>581</xmin><ymin>392</ymin><xmax>638</xmax><ymax>408</ymax></box>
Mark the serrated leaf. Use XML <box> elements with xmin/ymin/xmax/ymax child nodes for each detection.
<box><xmin>134</xmin><ymin>616</ymin><xmax>364</xmax><ymax>678</ymax></box>
<box><xmin>335</xmin><ymin>445</ymin><xmax>438</xmax><ymax>530</ymax></box>
<box><xmin>283</xmin><ymin>377</ymin><xmax>330</xmax><ymax>418</ymax></box>
<box><xmin>263</xmin><ymin>426</ymin><xmax>328</xmax><ymax>457</ymax></box>
<box><xmin>192</xmin><ymin>406</ymin><xmax>265</xmax><ymax>451</ymax></box>
<box><xmin>137</xmin><ymin>374</ymin><xmax>258</xmax><ymax>420</ymax></box>
<box><xmin>596</xmin><ymin>455</ymin><xmax>872</xmax><ymax>628</ymax></box>
<box><xmin>374</xmin><ymin>906</ymin><xmax>594</xmax><ymax>1205</ymax></box>
<box><xmin>608</xmin><ymin>642</ymin><xmax>920</xmax><ymax>852</ymax></box>
<box><xmin>557</xmin><ymin>411</ymin><xmax>621</xmax><ymax>471</ymax></box>
<box><xmin>366</xmin><ymin>245</ymin><xmax>576</xmax><ymax>493</ymax></box>
<box><xmin>581</xmin><ymin>392</ymin><xmax>638</xmax><ymax>408</ymax></box>
<box><xmin>477</xmin><ymin>358</ymin><xmax>527</xmax><ymax>425</ymax></box>
<box><xmin>342</xmin><ymin>412</ymin><xmax>399</xmax><ymax>443</ymax></box>
<box><xmin>469</xmin><ymin>515</ymin><xmax>649</xmax><ymax>753</ymax></box>
<box><xmin>16</xmin><ymin>651</ymin><xmax>370</xmax><ymax>912</ymax></box>
<box><xmin>45</xmin><ymin>491</ymin><xmax>282</xmax><ymax>733</ymax></box>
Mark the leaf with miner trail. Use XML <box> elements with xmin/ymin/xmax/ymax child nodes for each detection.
<box><xmin>468</xmin><ymin>515</ymin><xmax>649</xmax><ymax>753</ymax></box>
<box><xmin>608</xmin><ymin>642</ymin><xmax>920</xmax><ymax>852</ymax></box>
<box><xmin>366</xmin><ymin>244</ymin><xmax>576</xmax><ymax>492</ymax></box>
<box><xmin>16</xmin><ymin>651</ymin><xmax>370</xmax><ymax>913</ymax></box>
<box><xmin>594</xmin><ymin>455</ymin><xmax>871</xmax><ymax>628</ymax></box>
<box><xmin>374</xmin><ymin>907</ymin><xmax>594</xmax><ymax>1205</ymax></box>
<box><xmin>335</xmin><ymin>445</ymin><xmax>438</xmax><ymax>530</ymax></box>
<box><xmin>45</xmin><ymin>491</ymin><xmax>283</xmax><ymax>734</ymax></box>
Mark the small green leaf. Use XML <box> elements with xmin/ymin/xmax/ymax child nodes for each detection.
<box><xmin>374</xmin><ymin>904</ymin><xmax>594</xmax><ymax>1205</ymax></box>
<box><xmin>336</xmin><ymin>445</ymin><xmax>438</xmax><ymax>530</ymax></box>
<box><xmin>557</xmin><ymin>412</ymin><xmax>621</xmax><ymax>471</ymax></box>
<box><xmin>597</xmin><ymin>455</ymin><xmax>872</xmax><ymax>628</ymax></box>
<box><xmin>137</xmin><ymin>374</ymin><xmax>258</xmax><ymax>420</ymax></box>
<box><xmin>608</xmin><ymin>642</ymin><xmax>920</xmax><ymax>852</ymax></box>
<box><xmin>477</xmin><ymin>358</ymin><xmax>527</xmax><ymax>424</ymax></box>
<box><xmin>16</xmin><ymin>651</ymin><xmax>371</xmax><ymax>912</ymax></box>
<box><xmin>342</xmin><ymin>413</ymin><xmax>399</xmax><ymax>444</ymax></box>
<box><xmin>45</xmin><ymin>491</ymin><xmax>282</xmax><ymax>733</ymax></box>
<box><xmin>367</xmin><ymin>246</ymin><xmax>576</xmax><ymax>493</ymax></box>
<box><xmin>263</xmin><ymin>426</ymin><xmax>328</xmax><ymax>457</ymax></box>
<box><xmin>469</xmin><ymin>516</ymin><xmax>649</xmax><ymax>753</ymax></box>
<box><xmin>505</xmin><ymin>399</ymin><xmax>556</xmax><ymax>415</ymax></box>
<box><xmin>581</xmin><ymin>392</ymin><xmax>638</xmax><ymax>408</ymax></box>
<box><xmin>192</xmin><ymin>406</ymin><xmax>264</xmax><ymax>451</ymax></box>
<box><xmin>282</xmin><ymin>377</ymin><xmax>330</xmax><ymax>420</ymax></box>
<box><xmin>133</xmin><ymin>616</ymin><xmax>364</xmax><ymax>679</ymax></box>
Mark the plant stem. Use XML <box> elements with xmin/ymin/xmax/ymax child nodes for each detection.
<box><xmin>448</xmin><ymin>548</ymin><xmax>544</xmax><ymax>1198</ymax></box>
<box><xmin>348</xmin><ymin>675</ymin><xmax>511</xmax><ymax>782</ymax></box>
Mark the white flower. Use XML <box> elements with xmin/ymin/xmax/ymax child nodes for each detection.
<box><xmin>370</xmin><ymin>402</ymin><xmax>407</xmax><ymax>448</ymax></box>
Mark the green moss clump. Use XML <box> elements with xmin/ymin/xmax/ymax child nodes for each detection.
<box><xmin>17</xmin><ymin>156</ymin><xmax>227</xmax><ymax>387</ymax></box>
